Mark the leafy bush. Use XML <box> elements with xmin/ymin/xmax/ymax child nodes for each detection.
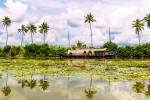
<box><xmin>9</xmin><ymin>46</ymin><xmax>21</xmax><ymax>57</ymax></box>
<box><xmin>0</xmin><ymin>45</ymin><xmax>11</xmax><ymax>57</ymax></box>
<box><xmin>102</xmin><ymin>42</ymin><xmax>118</xmax><ymax>54</ymax></box>
<box><xmin>24</xmin><ymin>44</ymin><xmax>41</xmax><ymax>57</ymax></box>
<box><xmin>39</xmin><ymin>43</ymin><xmax>50</xmax><ymax>57</ymax></box>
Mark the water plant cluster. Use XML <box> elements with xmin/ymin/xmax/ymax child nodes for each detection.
<box><xmin>0</xmin><ymin>58</ymin><xmax>150</xmax><ymax>82</ymax></box>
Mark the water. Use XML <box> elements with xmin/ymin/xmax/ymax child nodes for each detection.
<box><xmin>0</xmin><ymin>58</ymin><xmax>150</xmax><ymax>100</ymax></box>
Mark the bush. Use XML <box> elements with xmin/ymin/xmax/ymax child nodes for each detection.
<box><xmin>0</xmin><ymin>46</ymin><xmax>11</xmax><ymax>57</ymax></box>
<box><xmin>24</xmin><ymin>44</ymin><xmax>41</xmax><ymax>57</ymax></box>
<box><xmin>39</xmin><ymin>43</ymin><xmax>50</xmax><ymax>57</ymax></box>
<box><xmin>102</xmin><ymin>42</ymin><xmax>118</xmax><ymax>54</ymax></box>
<box><xmin>9</xmin><ymin>46</ymin><xmax>21</xmax><ymax>57</ymax></box>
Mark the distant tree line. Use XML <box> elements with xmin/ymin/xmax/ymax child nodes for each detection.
<box><xmin>0</xmin><ymin>41</ymin><xmax>150</xmax><ymax>57</ymax></box>
<box><xmin>102</xmin><ymin>42</ymin><xmax>150</xmax><ymax>57</ymax></box>
<box><xmin>0</xmin><ymin>44</ymin><xmax>68</xmax><ymax>57</ymax></box>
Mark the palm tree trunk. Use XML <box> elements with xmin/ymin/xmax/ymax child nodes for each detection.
<box><xmin>31</xmin><ymin>32</ymin><xmax>33</xmax><ymax>44</ymax></box>
<box><xmin>89</xmin><ymin>22</ymin><xmax>93</xmax><ymax>47</ymax></box>
<box><xmin>44</xmin><ymin>32</ymin><xmax>45</xmax><ymax>44</ymax></box>
<box><xmin>6</xmin><ymin>27</ymin><xmax>8</xmax><ymax>46</ymax></box>
<box><xmin>21</xmin><ymin>32</ymin><xmax>24</xmax><ymax>46</ymax></box>
<box><xmin>138</xmin><ymin>33</ymin><xmax>141</xmax><ymax>45</ymax></box>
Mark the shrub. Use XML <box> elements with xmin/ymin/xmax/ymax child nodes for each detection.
<box><xmin>0</xmin><ymin>45</ymin><xmax>11</xmax><ymax>57</ymax></box>
<box><xmin>102</xmin><ymin>42</ymin><xmax>118</xmax><ymax>54</ymax></box>
<box><xmin>9</xmin><ymin>46</ymin><xmax>21</xmax><ymax>57</ymax></box>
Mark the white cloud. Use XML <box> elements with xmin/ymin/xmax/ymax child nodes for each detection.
<box><xmin>0</xmin><ymin>0</ymin><xmax>150</xmax><ymax>46</ymax></box>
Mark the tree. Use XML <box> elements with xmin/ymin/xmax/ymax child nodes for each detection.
<box><xmin>28</xmin><ymin>24</ymin><xmax>37</xmax><ymax>44</ymax></box>
<box><xmin>2</xmin><ymin>16</ymin><xmax>11</xmax><ymax>46</ymax></box>
<box><xmin>71</xmin><ymin>40</ymin><xmax>86</xmax><ymax>49</ymax></box>
<box><xmin>132</xmin><ymin>19</ymin><xmax>144</xmax><ymax>45</ymax></box>
<box><xmin>144</xmin><ymin>14</ymin><xmax>150</xmax><ymax>29</ymax></box>
<box><xmin>18</xmin><ymin>24</ymin><xmax>28</xmax><ymax>46</ymax></box>
<box><xmin>102</xmin><ymin>42</ymin><xmax>118</xmax><ymax>54</ymax></box>
<box><xmin>84</xmin><ymin>13</ymin><xmax>96</xmax><ymax>47</ymax></box>
<box><xmin>39</xmin><ymin>22</ymin><xmax>49</xmax><ymax>44</ymax></box>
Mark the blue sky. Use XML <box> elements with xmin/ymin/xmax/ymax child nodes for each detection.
<box><xmin>0</xmin><ymin>0</ymin><xmax>150</xmax><ymax>47</ymax></box>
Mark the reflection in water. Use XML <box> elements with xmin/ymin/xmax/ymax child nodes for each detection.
<box><xmin>39</xmin><ymin>75</ymin><xmax>49</xmax><ymax>92</ymax></box>
<box><xmin>18</xmin><ymin>79</ymin><xmax>29</xmax><ymax>88</ymax></box>
<box><xmin>84</xmin><ymin>78</ymin><xmax>97</xmax><ymax>100</ymax></box>
<box><xmin>145</xmin><ymin>84</ymin><xmax>150</xmax><ymax>97</ymax></box>
<box><xmin>27</xmin><ymin>76</ymin><xmax>37</xmax><ymax>89</ymax></box>
<box><xmin>132</xmin><ymin>82</ymin><xmax>145</xmax><ymax>93</ymax></box>
<box><xmin>1</xmin><ymin>73</ymin><xmax>11</xmax><ymax>96</ymax></box>
<box><xmin>0</xmin><ymin>75</ymin><xmax>150</xmax><ymax>100</ymax></box>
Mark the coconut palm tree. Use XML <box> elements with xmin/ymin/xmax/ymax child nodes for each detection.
<box><xmin>28</xmin><ymin>24</ymin><xmax>37</xmax><ymax>44</ymax></box>
<box><xmin>132</xmin><ymin>19</ymin><xmax>144</xmax><ymax>45</ymax></box>
<box><xmin>84</xmin><ymin>13</ymin><xmax>96</xmax><ymax>47</ymax></box>
<box><xmin>2</xmin><ymin>16</ymin><xmax>11</xmax><ymax>46</ymax></box>
<box><xmin>144</xmin><ymin>14</ymin><xmax>150</xmax><ymax>29</ymax></box>
<box><xmin>39</xmin><ymin>22</ymin><xmax>49</xmax><ymax>44</ymax></box>
<box><xmin>18</xmin><ymin>24</ymin><xmax>28</xmax><ymax>46</ymax></box>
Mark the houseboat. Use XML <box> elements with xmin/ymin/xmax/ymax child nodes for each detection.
<box><xmin>66</xmin><ymin>48</ymin><xmax>114</xmax><ymax>57</ymax></box>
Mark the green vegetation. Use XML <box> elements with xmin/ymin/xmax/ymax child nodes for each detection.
<box><xmin>0</xmin><ymin>44</ymin><xmax>68</xmax><ymax>57</ymax></box>
<box><xmin>0</xmin><ymin>59</ymin><xmax>150</xmax><ymax>82</ymax></box>
<box><xmin>101</xmin><ymin>42</ymin><xmax>150</xmax><ymax>57</ymax></box>
<box><xmin>1</xmin><ymin>42</ymin><xmax>150</xmax><ymax>57</ymax></box>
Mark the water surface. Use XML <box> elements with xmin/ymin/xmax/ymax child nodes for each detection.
<box><xmin>0</xmin><ymin>58</ymin><xmax>150</xmax><ymax>100</ymax></box>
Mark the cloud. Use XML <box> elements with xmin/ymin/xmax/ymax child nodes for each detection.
<box><xmin>0</xmin><ymin>0</ymin><xmax>150</xmax><ymax>47</ymax></box>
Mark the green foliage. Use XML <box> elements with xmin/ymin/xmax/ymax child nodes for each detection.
<box><xmin>102</xmin><ymin>42</ymin><xmax>118</xmax><ymax>54</ymax></box>
<box><xmin>101</xmin><ymin>42</ymin><xmax>150</xmax><ymax>57</ymax></box>
<box><xmin>9</xmin><ymin>46</ymin><xmax>21</xmax><ymax>57</ymax></box>
<box><xmin>0</xmin><ymin>46</ymin><xmax>11</xmax><ymax>57</ymax></box>
<box><xmin>23</xmin><ymin>44</ymin><xmax>68</xmax><ymax>57</ymax></box>
<box><xmin>71</xmin><ymin>40</ymin><xmax>87</xmax><ymax>50</ymax></box>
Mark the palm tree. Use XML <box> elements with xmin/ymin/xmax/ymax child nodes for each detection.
<box><xmin>18</xmin><ymin>24</ymin><xmax>28</xmax><ymax>46</ymax></box>
<box><xmin>144</xmin><ymin>14</ymin><xmax>150</xmax><ymax>29</ymax></box>
<box><xmin>28</xmin><ymin>24</ymin><xmax>37</xmax><ymax>44</ymax></box>
<box><xmin>2</xmin><ymin>16</ymin><xmax>11</xmax><ymax>46</ymax></box>
<box><xmin>132</xmin><ymin>19</ymin><xmax>144</xmax><ymax>45</ymax></box>
<box><xmin>84</xmin><ymin>13</ymin><xmax>96</xmax><ymax>47</ymax></box>
<box><xmin>39</xmin><ymin>22</ymin><xmax>49</xmax><ymax>44</ymax></box>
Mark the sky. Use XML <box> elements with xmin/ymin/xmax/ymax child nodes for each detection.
<box><xmin>0</xmin><ymin>0</ymin><xmax>150</xmax><ymax>47</ymax></box>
